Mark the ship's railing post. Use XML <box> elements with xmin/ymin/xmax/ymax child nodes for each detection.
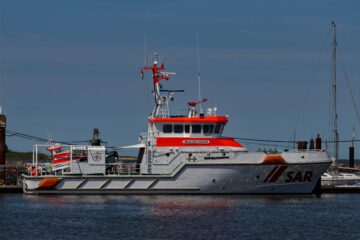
<box><xmin>35</xmin><ymin>145</ymin><xmax>38</xmax><ymax>175</ymax></box>
<box><xmin>70</xmin><ymin>145</ymin><xmax>73</xmax><ymax>164</ymax></box>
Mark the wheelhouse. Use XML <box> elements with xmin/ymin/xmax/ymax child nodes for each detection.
<box><xmin>149</xmin><ymin>116</ymin><xmax>228</xmax><ymax>138</ymax></box>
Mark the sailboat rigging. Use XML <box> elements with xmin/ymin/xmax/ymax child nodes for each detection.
<box><xmin>322</xmin><ymin>21</ymin><xmax>360</xmax><ymax>187</ymax></box>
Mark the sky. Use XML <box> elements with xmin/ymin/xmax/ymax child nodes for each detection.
<box><xmin>0</xmin><ymin>0</ymin><xmax>360</xmax><ymax>159</ymax></box>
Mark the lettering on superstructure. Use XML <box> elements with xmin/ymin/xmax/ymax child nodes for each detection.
<box><xmin>182</xmin><ymin>140</ymin><xmax>210</xmax><ymax>145</ymax></box>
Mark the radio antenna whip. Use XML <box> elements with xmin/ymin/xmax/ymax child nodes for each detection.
<box><xmin>144</xmin><ymin>36</ymin><xmax>147</xmax><ymax>65</ymax></box>
<box><xmin>196</xmin><ymin>32</ymin><xmax>203</xmax><ymax>113</ymax></box>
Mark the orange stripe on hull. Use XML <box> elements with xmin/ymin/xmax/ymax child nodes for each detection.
<box><xmin>38</xmin><ymin>178</ymin><xmax>61</xmax><ymax>189</ymax></box>
<box><xmin>262</xmin><ymin>155</ymin><xmax>286</xmax><ymax>165</ymax></box>
<box><xmin>156</xmin><ymin>137</ymin><xmax>243</xmax><ymax>148</ymax></box>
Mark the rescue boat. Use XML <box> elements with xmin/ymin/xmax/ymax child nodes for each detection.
<box><xmin>22</xmin><ymin>53</ymin><xmax>331</xmax><ymax>194</ymax></box>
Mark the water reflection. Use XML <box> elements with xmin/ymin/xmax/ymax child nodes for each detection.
<box><xmin>21</xmin><ymin>194</ymin><xmax>321</xmax><ymax>217</ymax></box>
<box><xmin>143</xmin><ymin>196</ymin><xmax>239</xmax><ymax>217</ymax></box>
<box><xmin>1</xmin><ymin>194</ymin><xmax>360</xmax><ymax>240</ymax></box>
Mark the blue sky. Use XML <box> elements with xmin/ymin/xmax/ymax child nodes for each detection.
<box><xmin>1</xmin><ymin>0</ymin><xmax>360</xmax><ymax>158</ymax></box>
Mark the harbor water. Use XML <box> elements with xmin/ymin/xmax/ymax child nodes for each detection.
<box><xmin>1</xmin><ymin>194</ymin><xmax>360</xmax><ymax>240</ymax></box>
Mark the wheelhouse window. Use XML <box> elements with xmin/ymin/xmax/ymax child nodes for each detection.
<box><xmin>210</xmin><ymin>124</ymin><xmax>214</xmax><ymax>133</ymax></box>
<box><xmin>214</xmin><ymin>124</ymin><xmax>224</xmax><ymax>134</ymax></box>
<box><xmin>174</xmin><ymin>124</ymin><xmax>183</xmax><ymax>133</ymax></box>
<box><xmin>184</xmin><ymin>125</ymin><xmax>190</xmax><ymax>133</ymax></box>
<box><xmin>162</xmin><ymin>123</ymin><xmax>221</xmax><ymax>134</ymax></box>
<box><xmin>192</xmin><ymin>124</ymin><xmax>202</xmax><ymax>133</ymax></box>
<box><xmin>163</xmin><ymin>124</ymin><xmax>173</xmax><ymax>133</ymax></box>
<box><xmin>203</xmin><ymin>124</ymin><xmax>214</xmax><ymax>134</ymax></box>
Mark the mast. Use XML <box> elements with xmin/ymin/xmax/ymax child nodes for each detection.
<box><xmin>141</xmin><ymin>53</ymin><xmax>176</xmax><ymax>118</ymax></box>
<box><xmin>332</xmin><ymin>21</ymin><xmax>339</xmax><ymax>163</ymax></box>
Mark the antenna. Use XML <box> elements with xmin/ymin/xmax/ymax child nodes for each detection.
<box><xmin>141</xmin><ymin>36</ymin><xmax>152</xmax><ymax>113</ymax></box>
<box><xmin>144</xmin><ymin>36</ymin><xmax>147</xmax><ymax>66</ymax></box>
<box><xmin>46</xmin><ymin>131</ymin><xmax>53</xmax><ymax>146</ymax></box>
<box><xmin>196</xmin><ymin>32</ymin><xmax>203</xmax><ymax>113</ymax></box>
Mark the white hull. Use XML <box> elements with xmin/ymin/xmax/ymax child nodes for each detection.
<box><xmin>23</xmin><ymin>161</ymin><xmax>330</xmax><ymax>194</ymax></box>
<box><xmin>321</xmin><ymin>172</ymin><xmax>360</xmax><ymax>186</ymax></box>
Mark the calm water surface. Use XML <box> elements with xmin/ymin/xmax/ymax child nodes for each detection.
<box><xmin>0</xmin><ymin>194</ymin><xmax>359</xmax><ymax>240</ymax></box>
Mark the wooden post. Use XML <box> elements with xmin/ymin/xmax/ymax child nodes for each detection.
<box><xmin>349</xmin><ymin>146</ymin><xmax>355</xmax><ymax>168</ymax></box>
<box><xmin>0</xmin><ymin>114</ymin><xmax>6</xmax><ymax>166</ymax></box>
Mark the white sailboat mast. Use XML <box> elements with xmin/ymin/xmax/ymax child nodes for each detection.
<box><xmin>332</xmin><ymin>21</ymin><xmax>339</xmax><ymax>162</ymax></box>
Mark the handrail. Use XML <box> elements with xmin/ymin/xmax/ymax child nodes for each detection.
<box><xmin>15</xmin><ymin>162</ymin><xmax>141</xmax><ymax>177</ymax></box>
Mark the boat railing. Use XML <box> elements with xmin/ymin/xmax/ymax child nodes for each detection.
<box><xmin>31</xmin><ymin>144</ymin><xmax>89</xmax><ymax>172</ymax></box>
<box><xmin>247</xmin><ymin>149</ymin><xmax>327</xmax><ymax>154</ymax></box>
<box><xmin>105</xmin><ymin>163</ymin><xmax>140</xmax><ymax>176</ymax></box>
<box><xmin>21</xmin><ymin>163</ymin><xmax>64</xmax><ymax>176</ymax></box>
<box><xmin>20</xmin><ymin>162</ymin><xmax>140</xmax><ymax>176</ymax></box>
